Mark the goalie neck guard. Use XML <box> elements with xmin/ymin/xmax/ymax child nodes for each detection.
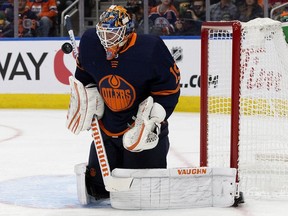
<box><xmin>96</xmin><ymin>5</ymin><xmax>135</xmax><ymax>60</ymax></box>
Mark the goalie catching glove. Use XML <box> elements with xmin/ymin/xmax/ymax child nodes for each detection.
<box><xmin>66</xmin><ymin>76</ymin><xmax>104</xmax><ymax>135</ymax></box>
<box><xmin>123</xmin><ymin>96</ymin><xmax>166</xmax><ymax>152</ymax></box>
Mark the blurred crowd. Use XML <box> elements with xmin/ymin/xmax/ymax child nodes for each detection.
<box><xmin>0</xmin><ymin>0</ymin><xmax>288</xmax><ymax>38</ymax></box>
<box><xmin>0</xmin><ymin>0</ymin><xmax>95</xmax><ymax>37</ymax></box>
<box><xmin>131</xmin><ymin>0</ymin><xmax>288</xmax><ymax>36</ymax></box>
<box><xmin>0</xmin><ymin>0</ymin><xmax>58</xmax><ymax>37</ymax></box>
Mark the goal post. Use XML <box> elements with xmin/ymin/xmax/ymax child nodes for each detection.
<box><xmin>200</xmin><ymin>21</ymin><xmax>242</xmax><ymax>171</ymax></box>
<box><xmin>200</xmin><ymin>18</ymin><xmax>288</xmax><ymax>199</ymax></box>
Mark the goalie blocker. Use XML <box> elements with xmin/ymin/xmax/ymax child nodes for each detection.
<box><xmin>75</xmin><ymin>163</ymin><xmax>241</xmax><ymax>209</ymax></box>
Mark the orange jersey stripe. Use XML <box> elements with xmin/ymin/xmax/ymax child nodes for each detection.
<box><xmin>151</xmin><ymin>84</ymin><xmax>180</xmax><ymax>96</ymax></box>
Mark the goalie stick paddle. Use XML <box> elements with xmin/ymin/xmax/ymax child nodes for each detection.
<box><xmin>63</xmin><ymin>15</ymin><xmax>133</xmax><ymax>192</ymax></box>
<box><xmin>90</xmin><ymin>118</ymin><xmax>133</xmax><ymax>192</ymax></box>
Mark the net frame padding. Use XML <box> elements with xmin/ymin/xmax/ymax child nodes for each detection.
<box><xmin>200</xmin><ymin>18</ymin><xmax>288</xmax><ymax>199</ymax></box>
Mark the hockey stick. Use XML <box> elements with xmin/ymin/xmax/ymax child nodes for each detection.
<box><xmin>63</xmin><ymin>15</ymin><xmax>133</xmax><ymax>192</ymax></box>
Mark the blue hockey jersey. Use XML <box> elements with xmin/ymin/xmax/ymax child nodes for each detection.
<box><xmin>75</xmin><ymin>29</ymin><xmax>180</xmax><ymax>137</ymax></box>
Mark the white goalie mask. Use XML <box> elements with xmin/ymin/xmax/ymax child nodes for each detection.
<box><xmin>96</xmin><ymin>5</ymin><xmax>135</xmax><ymax>60</ymax></box>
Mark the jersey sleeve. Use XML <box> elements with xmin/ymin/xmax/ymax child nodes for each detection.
<box><xmin>150</xmin><ymin>37</ymin><xmax>180</xmax><ymax>119</ymax></box>
<box><xmin>74</xmin><ymin>31</ymin><xmax>96</xmax><ymax>86</ymax></box>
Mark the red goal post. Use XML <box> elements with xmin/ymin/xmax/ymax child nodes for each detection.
<box><xmin>200</xmin><ymin>18</ymin><xmax>288</xmax><ymax>199</ymax></box>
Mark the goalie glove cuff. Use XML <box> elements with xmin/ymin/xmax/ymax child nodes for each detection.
<box><xmin>123</xmin><ymin>96</ymin><xmax>166</xmax><ymax>152</ymax></box>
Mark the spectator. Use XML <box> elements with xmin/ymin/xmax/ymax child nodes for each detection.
<box><xmin>0</xmin><ymin>0</ymin><xmax>39</xmax><ymax>37</ymax></box>
<box><xmin>148</xmin><ymin>0</ymin><xmax>180</xmax><ymax>35</ymax></box>
<box><xmin>0</xmin><ymin>11</ymin><xmax>13</xmax><ymax>37</ymax></box>
<box><xmin>178</xmin><ymin>1</ymin><xmax>191</xmax><ymax>18</ymax></box>
<box><xmin>280</xmin><ymin>11</ymin><xmax>288</xmax><ymax>22</ymax></box>
<box><xmin>0</xmin><ymin>1</ymin><xmax>13</xmax><ymax>11</ymax></box>
<box><xmin>19</xmin><ymin>0</ymin><xmax>38</xmax><ymax>37</ymax></box>
<box><xmin>125</xmin><ymin>0</ymin><xmax>144</xmax><ymax>29</ymax></box>
<box><xmin>238</xmin><ymin>0</ymin><xmax>263</xmax><ymax>22</ymax></box>
<box><xmin>174</xmin><ymin>0</ymin><xmax>206</xmax><ymax>35</ymax></box>
<box><xmin>209</xmin><ymin>0</ymin><xmax>239</xmax><ymax>21</ymax></box>
<box><xmin>1</xmin><ymin>0</ymin><xmax>13</xmax><ymax>22</ymax></box>
<box><xmin>25</xmin><ymin>0</ymin><xmax>58</xmax><ymax>37</ymax></box>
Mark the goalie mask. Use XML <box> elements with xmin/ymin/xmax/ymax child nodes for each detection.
<box><xmin>96</xmin><ymin>5</ymin><xmax>135</xmax><ymax>60</ymax></box>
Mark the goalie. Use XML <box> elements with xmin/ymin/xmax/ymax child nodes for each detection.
<box><xmin>66</xmin><ymin>5</ymin><xmax>180</xmax><ymax>204</ymax></box>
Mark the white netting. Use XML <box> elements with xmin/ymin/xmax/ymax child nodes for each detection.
<box><xmin>204</xmin><ymin>18</ymin><xmax>288</xmax><ymax>199</ymax></box>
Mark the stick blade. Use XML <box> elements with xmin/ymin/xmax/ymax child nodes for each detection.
<box><xmin>64</xmin><ymin>15</ymin><xmax>72</xmax><ymax>31</ymax></box>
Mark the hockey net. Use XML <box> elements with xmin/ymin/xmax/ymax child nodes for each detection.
<box><xmin>200</xmin><ymin>18</ymin><xmax>288</xmax><ymax>199</ymax></box>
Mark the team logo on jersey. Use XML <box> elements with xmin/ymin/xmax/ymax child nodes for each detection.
<box><xmin>99</xmin><ymin>75</ymin><xmax>136</xmax><ymax>111</ymax></box>
<box><xmin>171</xmin><ymin>47</ymin><xmax>183</xmax><ymax>62</ymax></box>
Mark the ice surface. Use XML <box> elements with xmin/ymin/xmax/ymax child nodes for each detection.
<box><xmin>0</xmin><ymin>110</ymin><xmax>287</xmax><ymax>215</ymax></box>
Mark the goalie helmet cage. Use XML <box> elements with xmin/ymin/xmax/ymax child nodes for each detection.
<box><xmin>200</xmin><ymin>18</ymin><xmax>288</xmax><ymax>200</ymax></box>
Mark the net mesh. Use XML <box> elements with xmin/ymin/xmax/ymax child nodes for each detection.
<box><xmin>204</xmin><ymin>18</ymin><xmax>288</xmax><ymax>199</ymax></box>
